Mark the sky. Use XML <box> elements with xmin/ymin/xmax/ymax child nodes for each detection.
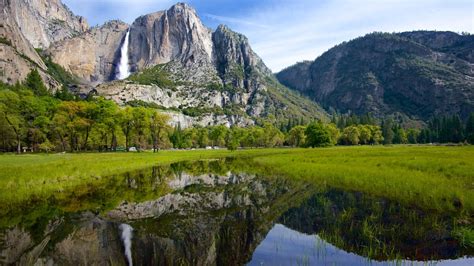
<box><xmin>62</xmin><ymin>0</ymin><xmax>473</xmax><ymax>72</ymax></box>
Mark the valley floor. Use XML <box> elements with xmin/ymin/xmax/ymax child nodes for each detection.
<box><xmin>1</xmin><ymin>145</ymin><xmax>473</xmax><ymax>215</ymax></box>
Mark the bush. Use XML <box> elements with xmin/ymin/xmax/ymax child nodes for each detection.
<box><xmin>128</xmin><ymin>65</ymin><xmax>175</xmax><ymax>89</ymax></box>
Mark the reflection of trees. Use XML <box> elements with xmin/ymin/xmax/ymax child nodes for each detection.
<box><xmin>279</xmin><ymin>189</ymin><xmax>469</xmax><ymax>261</ymax></box>
<box><xmin>2</xmin><ymin>159</ymin><xmax>469</xmax><ymax>265</ymax></box>
<box><xmin>0</xmin><ymin>159</ymin><xmax>314</xmax><ymax>265</ymax></box>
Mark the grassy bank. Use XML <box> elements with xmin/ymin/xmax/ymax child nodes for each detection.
<box><xmin>0</xmin><ymin>146</ymin><xmax>473</xmax><ymax>215</ymax></box>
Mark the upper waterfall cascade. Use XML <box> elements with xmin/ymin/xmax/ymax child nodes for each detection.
<box><xmin>117</xmin><ymin>30</ymin><xmax>131</xmax><ymax>80</ymax></box>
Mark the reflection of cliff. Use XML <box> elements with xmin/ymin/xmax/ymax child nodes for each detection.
<box><xmin>109</xmin><ymin>169</ymin><xmax>312</xmax><ymax>265</ymax></box>
<box><xmin>0</xmin><ymin>160</ymin><xmax>314</xmax><ymax>265</ymax></box>
<box><xmin>279</xmin><ymin>189</ymin><xmax>470</xmax><ymax>261</ymax></box>
<box><xmin>1</xmin><ymin>214</ymin><xmax>126</xmax><ymax>265</ymax></box>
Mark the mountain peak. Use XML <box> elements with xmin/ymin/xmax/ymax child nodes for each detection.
<box><xmin>168</xmin><ymin>2</ymin><xmax>195</xmax><ymax>12</ymax></box>
<box><xmin>216</xmin><ymin>24</ymin><xmax>229</xmax><ymax>31</ymax></box>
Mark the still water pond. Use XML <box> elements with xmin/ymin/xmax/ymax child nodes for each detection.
<box><xmin>0</xmin><ymin>159</ymin><xmax>472</xmax><ymax>265</ymax></box>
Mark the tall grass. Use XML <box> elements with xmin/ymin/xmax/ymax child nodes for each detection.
<box><xmin>251</xmin><ymin>146</ymin><xmax>474</xmax><ymax>214</ymax></box>
<box><xmin>0</xmin><ymin>146</ymin><xmax>473</xmax><ymax>215</ymax></box>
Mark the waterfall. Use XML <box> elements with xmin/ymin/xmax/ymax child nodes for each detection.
<box><xmin>119</xmin><ymin>223</ymin><xmax>133</xmax><ymax>266</ymax></box>
<box><xmin>116</xmin><ymin>30</ymin><xmax>131</xmax><ymax>80</ymax></box>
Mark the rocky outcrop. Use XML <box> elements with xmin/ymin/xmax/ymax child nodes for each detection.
<box><xmin>34</xmin><ymin>2</ymin><xmax>327</xmax><ymax>124</ymax></box>
<box><xmin>98</xmin><ymin>4</ymin><xmax>326</xmax><ymax>124</ymax></box>
<box><xmin>277</xmin><ymin>31</ymin><xmax>474</xmax><ymax>121</ymax></box>
<box><xmin>8</xmin><ymin>0</ymin><xmax>88</xmax><ymax>49</ymax></box>
<box><xmin>0</xmin><ymin>0</ymin><xmax>59</xmax><ymax>88</ymax></box>
<box><xmin>212</xmin><ymin>24</ymin><xmax>272</xmax><ymax>89</ymax></box>
<box><xmin>129</xmin><ymin>4</ymin><xmax>214</xmax><ymax>74</ymax></box>
<box><xmin>47</xmin><ymin>20</ymin><xmax>129</xmax><ymax>84</ymax></box>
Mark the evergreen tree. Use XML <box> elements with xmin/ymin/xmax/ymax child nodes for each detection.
<box><xmin>393</xmin><ymin>126</ymin><xmax>408</xmax><ymax>144</ymax></box>
<box><xmin>170</xmin><ymin>123</ymin><xmax>184</xmax><ymax>148</ymax></box>
<box><xmin>451</xmin><ymin>115</ymin><xmax>464</xmax><ymax>143</ymax></box>
<box><xmin>417</xmin><ymin>128</ymin><xmax>430</xmax><ymax>143</ymax></box>
<box><xmin>466</xmin><ymin>113</ymin><xmax>474</xmax><ymax>144</ymax></box>
<box><xmin>381</xmin><ymin>119</ymin><xmax>394</xmax><ymax>144</ymax></box>
<box><xmin>55</xmin><ymin>85</ymin><xmax>75</xmax><ymax>101</ymax></box>
<box><xmin>25</xmin><ymin>69</ymin><xmax>48</xmax><ymax>96</ymax></box>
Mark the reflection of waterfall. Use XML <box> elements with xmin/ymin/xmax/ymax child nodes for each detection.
<box><xmin>116</xmin><ymin>30</ymin><xmax>131</xmax><ymax>80</ymax></box>
<box><xmin>119</xmin><ymin>223</ymin><xmax>133</xmax><ymax>266</ymax></box>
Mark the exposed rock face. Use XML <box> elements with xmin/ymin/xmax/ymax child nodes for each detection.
<box><xmin>213</xmin><ymin>25</ymin><xmax>272</xmax><ymax>88</ymax></box>
<box><xmin>277</xmin><ymin>31</ymin><xmax>474</xmax><ymax>121</ymax></box>
<box><xmin>8</xmin><ymin>0</ymin><xmax>88</xmax><ymax>49</ymax></box>
<box><xmin>0</xmin><ymin>0</ymin><xmax>58</xmax><ymax>87</ymax></box>
<box><xmin>66</xmin><ymin>3</ymin><xmax>326</xmax><ymax>125</ymax></box>
<box><xmin>129</xmin><ymin>4</ymin><xmax>214</xmax><ymax>72</ymax></box>
<box><xmin>6</xmin><ymin>1</ymin><xmax>326</xmax><ymax>124</ymax></box>
<box><xmin>47</xmin><ymin>20</ymin><xmax>129</xmax><ymax>84</ymax></box>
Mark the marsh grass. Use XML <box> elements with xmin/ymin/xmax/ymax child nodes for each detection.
<box><xmin>0</xmin><ymin>146</ymin><xmax>473</xmax><ymax>216</ymax></box>
<box><xmin>0</xmin><ymin>149</ymin><xmax>291</xmax><ymax>214</ymax></box>
<box><xmin>251</xmin><ymin>146</ymin><xmax>474</xmax><ymax>214</ymax></box>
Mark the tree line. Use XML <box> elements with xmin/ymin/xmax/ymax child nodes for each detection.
<box><xmin>1</xmin><ymin>70</ymin><xmax>473</xmax><ymax>153</ymax></box>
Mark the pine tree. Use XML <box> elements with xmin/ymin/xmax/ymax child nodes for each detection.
<box><xmin>25</xmin><ymin>69</ymin><xmax>48</xmax><ymax>96</ymax></box>
<box><xmin>55</xmin><ymin>85</ymin><xmax>75</xmax><ymax>101</ymax></box>
<box><xmin>466</xmin><ymin>112</ymin><xmax>474</xmax><ymax>144</ymax></box>
<box><xmin>451</xmin><ymin>115</ymin><xmax>463</xmax><ymax>142</ymax></box>
<box><xmin>381</xmin><ymin>119</ymin><xmax>394</xmax><ymax>144</ymax></box>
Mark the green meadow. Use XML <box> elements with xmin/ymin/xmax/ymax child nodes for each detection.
<box><xmin>0</xmin><ymin>145</ymin><xmax>473</xmax><ymax>216</ymax></box>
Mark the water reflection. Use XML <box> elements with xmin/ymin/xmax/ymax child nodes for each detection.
<box><xmin>249</xmin><ymin>224</ymin><xmax>473</xmax><ymax>266</ymax></box>
<box><xmin>0</xmin><ymin>159</ymin><xmax>472</xmax><ymax>265</ymax></box>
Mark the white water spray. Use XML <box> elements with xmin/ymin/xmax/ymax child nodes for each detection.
<box><xmin>119</xmin><ymin>223</ymin><xmax>133</xmax><ymax>266</ymax></box>
<box><xmin>117</xmin><ymin>30</ymin><xmax>131</xmax><ymax>79</ymax></box>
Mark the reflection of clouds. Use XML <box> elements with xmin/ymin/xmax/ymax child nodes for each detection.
<box><xmin>249</xmin><ymin>224</ymin><xmax>474</xmax><ymax>265</ymax></box>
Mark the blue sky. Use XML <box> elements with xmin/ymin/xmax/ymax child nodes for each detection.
<box><xmin>63</xmin><ymin>0</ymin><xmax>473</xmax><ymax>72</ymax></box>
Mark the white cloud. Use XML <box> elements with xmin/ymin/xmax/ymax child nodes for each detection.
<box><xmin>204</xmin><ymin>13</ymin><xmax>270</xmax><ymax>29</ymax></box>
<box><xmin>63</xmin><ymin>0</ymin><xmax>473</xmax><ymax>71</ymax></box>
<box><xmin>228</xmin><ymin>0</ymin><xmax>473</xmax><ymax>72</ymax></box>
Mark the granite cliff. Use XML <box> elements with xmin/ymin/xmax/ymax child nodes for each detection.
<box><xmin>8</xmin><ymin>0</ymin><xmax>88</xmax><ymax>49</ymax></box>
<box><xmin>45</xmin><ymin>3</ymin><xmax>327</xmax><ymax>126</ymax></box>
<box><xmin>0</xmin><ymin>0</ymin><xmax>88</xmax><ymax>87</ymax></box>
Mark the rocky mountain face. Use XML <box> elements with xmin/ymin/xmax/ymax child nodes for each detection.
<box><xmin>44</xmin><ymin>2</ymin><xmax>326</xmax><ymax>126</ymax></box>
<box><xmin>47</xmin><ymin>20</ymin><xmax>129</xmax><ymax>84</ymax></box>
<box><xmin>8</xmin><ymin>0</ymin><xmax>88</xmax><ymax>49</ymax></box>
<box><xmin>277</xmin><ymin>31</ymin><xmax>474</xmax><ymax>121</ymax></box>
<box><xmin>0</xmin><ymin>0</ymin><xmax>59</xmax><ymax>87</ymax></box>
<box><xmin>129</xmin><ymin>5</ymin><xmax>214</xmax><ymax>76</ymax></box>
<box><xmin>1</xmin><ymin>0</ymin><xmax>88</xmax><ymax>87</ymax></box>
